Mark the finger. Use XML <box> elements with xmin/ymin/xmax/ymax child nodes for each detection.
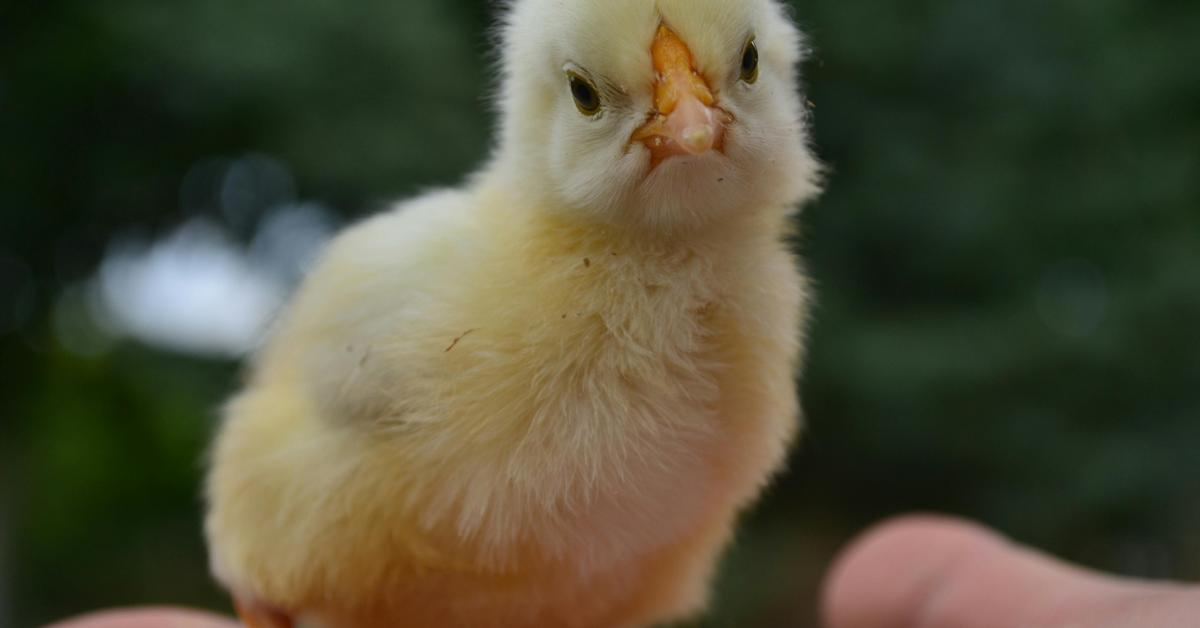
<box><xmin>46</xmin><ymin>607</ymin><xmax>238</xmax><ymax>628</ymax></box>
<box><xmin>820</xmin><ymin>515</ymin><xmax>1184</xmax><ymax>628</ymax></box>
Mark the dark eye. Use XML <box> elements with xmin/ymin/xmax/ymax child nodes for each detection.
<box><xmin>740</xmin><ymin>38</ymin><xmax>759</xmax><ymax>84</ymax></box>
<box><xmin>568</xmin><ymin>72</ymin><xmax>601</xmax><ymax>116</ymax></box>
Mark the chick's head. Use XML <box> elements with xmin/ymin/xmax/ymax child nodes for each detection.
<box><xmin>494</xmin><ymin>0</ymin><xmax>820</xmax><ymax>232</ymax></box>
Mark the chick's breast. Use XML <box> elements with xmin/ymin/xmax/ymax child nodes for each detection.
<box><xmin>205</xmin><ymin>186</ymin><xmax>807</xmax><ymax>628</ymax></box>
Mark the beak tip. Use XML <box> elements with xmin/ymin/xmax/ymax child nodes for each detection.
<box><xmin>680</xmin><ymin>126</ymin><xmax>716</xmax><ymax>155</ymax></box>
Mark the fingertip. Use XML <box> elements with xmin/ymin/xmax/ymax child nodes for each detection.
<box><xmin>821</xmin><ymin>515</ymin><xmax>1007</xmax><ymax>628</ymax></box>
<box><xmin>47</xmin><ymin>607</ymin><xmax>238</xmax><ymax>628</ymax></box>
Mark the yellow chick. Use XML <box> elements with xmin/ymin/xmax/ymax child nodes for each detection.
<box><xmin>204</xmin><ymin>0</ymin><xmax>821</xmax><ymax>626</ymax></box>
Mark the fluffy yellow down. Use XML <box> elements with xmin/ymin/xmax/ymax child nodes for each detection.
<box><xmin>205</xmin><ymin>0</ymin><xmax>819</xmax><ymax>626</ymax></box>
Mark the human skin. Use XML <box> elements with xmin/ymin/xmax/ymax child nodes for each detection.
<box><xmin>49</xmin><ymin>516</ymin><xmax>1200</xmax><ymax>628</ymax></box>
<box><xmin>823</xmin><ymin>516</ymin><xmax>1200</xmax><ymax>628</ymax></box>
<box><xmin>46</xmin><ymin>608</ymin><xmax>236</xmax><ymax>628</ymax></box>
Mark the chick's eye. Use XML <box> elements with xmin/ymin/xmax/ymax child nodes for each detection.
<box><xmin>568</xmin><ymin>73</ymin><xmax>601</xmax><ymax>116</ymax></box>
<box><xmin>740</xmin><ymin>39</ymin><xmax>759</xmax><ymax>84</ymax></box>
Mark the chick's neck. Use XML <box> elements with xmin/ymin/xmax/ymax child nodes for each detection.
<box><xmin>477</xmin><ymin>178</ymin><xmax>788</xmax><ymax>277</ymax></box>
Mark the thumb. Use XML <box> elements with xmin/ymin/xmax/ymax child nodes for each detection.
<box><xmin>821</xmin><ymin>515</ymin><xmax>1199</xmax><ymax>628</ymax></box>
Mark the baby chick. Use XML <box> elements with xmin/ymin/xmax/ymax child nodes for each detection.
<box><xmin>204</xmin><ymin>0</ymin><xmax>821</xmax><ymax>626</ymax></box>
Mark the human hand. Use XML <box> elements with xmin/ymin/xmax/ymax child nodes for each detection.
<box><xmin>48</xmin><ymin>516</ymin><xmax>1200</xmax><ymax>628</ymax></box>
<box><xmin>822</xmin><ymin>516</ymin><xmax>1200</xmax><ymax>628</ymax></box>
<box><xmin>47</xmin><ymin>607</ymin><xmax>236</xmax><ymax>628</ymax></box>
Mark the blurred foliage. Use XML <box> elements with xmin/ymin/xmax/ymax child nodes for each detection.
<box><xmin>2</xmin><ymin>0</ymin><xmax>1198</xmax><ymax>626</ymax></box>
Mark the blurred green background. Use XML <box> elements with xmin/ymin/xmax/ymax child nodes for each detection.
<box><xmin>2</xmin><ymin>1</ymin><xmax>1198</xmax><ymax>626</ymax></box>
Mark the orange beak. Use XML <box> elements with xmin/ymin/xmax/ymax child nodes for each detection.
<box><xmin>633</xmin><ymin>26</ymin><xmax>729</xmax><ymax>167</ymax></box>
